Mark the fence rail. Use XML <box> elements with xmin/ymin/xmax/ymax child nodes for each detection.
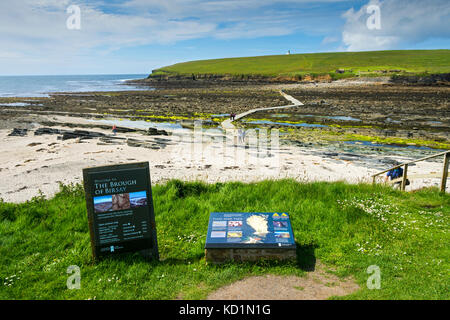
<box><xmin>371</xmin><ymin>150</ymin><xmax>450</xmax><ymax>192</ymax></box>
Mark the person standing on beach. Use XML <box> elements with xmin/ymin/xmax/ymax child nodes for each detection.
<box><xmin>112</xmin><ymin>125</ymin><xmax>117</xmax><ymax>136</ymax></box>
<box><xmin>238</xmin><ymin>128</ymin><xmax>246</xmax><ymax>143</ymax></box>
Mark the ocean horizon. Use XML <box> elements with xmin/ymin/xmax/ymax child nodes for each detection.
<box><xmin>0</xmin><ymin>74</ymin><xmax>150</xmax><ymax>98</ymax></box>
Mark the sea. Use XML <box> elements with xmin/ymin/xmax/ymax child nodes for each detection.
<box><xmin>0</xmin><ymin>74</ymin><xmax>150</xmax><ymax>97</ymax></box>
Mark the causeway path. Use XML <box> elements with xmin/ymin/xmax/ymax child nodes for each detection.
<box><xmin>221</xmin><ymin>90</ymin><xmax>303</xmax><ymax>130</ymax></box>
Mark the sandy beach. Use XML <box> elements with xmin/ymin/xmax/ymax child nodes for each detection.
<box><xmin>0</xmin><ymin>116</ymin><xmax>445</xmax><ymax>203</ymax></box>
<box><xmin>1</xmin><ymin>81</ymin><xmax>448</xmax><ymax>203</ymax></box>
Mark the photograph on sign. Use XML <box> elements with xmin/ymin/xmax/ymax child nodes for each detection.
<box><xmin>130</xmin><ymin>191</ymin><xmax>148</xmax><ymax>208</ymax></box>
<box><xmin>83</xmin><ymin>162</ymin><xmax>158</xmax><ymax>260</ymax></box>
<box><xmin>93</xmin><ymin>195</ymin><xmax>113</xmax><ymax>213</ymax></box>
<box><xmin>93</xmin><ymin>191</ymin><xmax>148</xmax><ymax>213</ymax></box>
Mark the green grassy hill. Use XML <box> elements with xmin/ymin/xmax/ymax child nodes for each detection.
<box><xmin>1</xmin><ymin>180</ymin><xmax>448</xmax><ymax>300</ymax></box>
<box><xmin>151</xmin><ymin>50</ymin><xmax>450</xmax><ymax>80</ymax></box>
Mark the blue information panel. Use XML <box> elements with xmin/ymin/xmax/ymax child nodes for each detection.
<box><xmin>205</xmin><ymin>212</ymin><xmax>296</xmax><ymax>249</ymax></box>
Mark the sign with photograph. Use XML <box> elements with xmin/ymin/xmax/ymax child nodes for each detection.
<box><xmin>205</xmin><ymin>212</ymin><xmax>296</xmax><ymax>249</ymax></box>
<box><xmin>83</xmin><ymin>162</ymin><xmax>158</xmax><ymax>260</ymax></box>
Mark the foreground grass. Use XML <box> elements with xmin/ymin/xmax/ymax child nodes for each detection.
<box><xmin>0</xmin><ymin>180</ymin><xmax>448</xmax><ymax>300</ymax></box>
<box><xmin>152</xmin><ymin>50</ymin><xmax>450</xmax><ymax>79</ymax></box>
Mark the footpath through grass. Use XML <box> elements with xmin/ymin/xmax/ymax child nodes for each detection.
<box><xmin>0</xmin><ymin>180</ymin><xmax>448</xmax><ymax>300</ymax></box>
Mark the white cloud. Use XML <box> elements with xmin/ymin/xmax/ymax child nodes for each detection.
<box><xmin>0</xmin><ymin>0</ymin><xmax>351</xmax><ymax>74</ymax></box>
<box><xmin>0</xmin><ymin>0</ymin><xmax>220</xmax><ymax>74</ymax></box>
<box><xmin>0</xmin><ymin>0</ymin><xmax>349</xmax><ymax>51</ymax></box>
<box><xmin>0</xmin><ymin>0</ymin><xmax>448</xmax><ymax>74</ymax></box>
<box><xmin>341</xmin><ymin>0</ymin><xmax>450</xmax><ymax>51</ymax></box>
<box><xmin>322</xmin><ymin>36</ymin><xmax>340</xmax><ymax>44</ymax></box>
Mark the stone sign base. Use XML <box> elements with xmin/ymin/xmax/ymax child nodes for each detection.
<box><xmin>205</xmin><ymin>248</ymin><xmax>297</xmax><ymax>264</ymax></box>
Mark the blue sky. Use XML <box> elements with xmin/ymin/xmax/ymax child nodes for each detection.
<box><xmin>94</xmin><ymin>195</ymin><xmax>112</xmax><ymax>204</ymax></box>
<box><xmin>130</xmin><ymin>191</ymin><xmax>147</xmax><ymax>199</ymax></box>
<box><xmin>0</xmin><ymin>0</ymin><xmax>449</xmax><ymax>75</ymax></box>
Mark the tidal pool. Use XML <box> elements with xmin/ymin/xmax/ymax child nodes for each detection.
<box><xmin>344</xmin><ymin>140</ymin><xmax>445</xmax><ymax>151</ymax></box>
<box><xmin>245</xmin><ymin>120</ymin><xmax>328</xmax><ymax>128</ymax></box>
<box><xmin>268</xmin><ymin>114</ymin><xmax>362</xmax><ymax>122</ymax></box>
<box><xmin>87</xmin><ymin>118</ymin><xmax>186</xmax><ymax>131</ymax></box>
<box><xmin>0</xmin><ymin>102</ymin><xmax>33</xmax><ymax>107</ymax></box>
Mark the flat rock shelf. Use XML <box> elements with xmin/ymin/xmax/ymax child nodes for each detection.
<box><xmin>205</xmin><ymin>212</ymin><xmax>297</xmax><ymax>264</ymax></box>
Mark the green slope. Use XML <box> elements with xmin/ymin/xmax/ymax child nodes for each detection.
<box><xmin>1</xmin><ymin>180</ymin><xmax>449</xmax><ymax>299</ymax></box>
<box><xmin>151</xmin><ymin>50</ymin><xmax>450</xmax><ymax>79</ymax></box>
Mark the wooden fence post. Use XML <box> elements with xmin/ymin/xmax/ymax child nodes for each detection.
<box><xmin>401</xmin><ymin>164</ymin><xmax>409</xmax><ymax>191</ymax></box>
<box><xmin>441</xmin><ymin>152</ymin><xmax>449</xmax><ymax>193</ymax></box>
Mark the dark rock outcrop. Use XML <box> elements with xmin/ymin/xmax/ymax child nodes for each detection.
<box><xmin>59</xmin><ymin>130</ymin><xmax>106</xmax><ymax>141</ymax></box>
<box><xmin>34</xmin><ymin>127</ymin><xmax>61</xmax><ymax>135</ymax></box>
<box><xmin>146</xmin><ymin>127</ymin><xmax>169</xmax><ymax>136</ymax></box>
<box><xmin>8</xmin><ymin>128</ymin><xmax>28</xmax><ymax>136</ymax></box>
<box><xmin>126</xmin><ymin>138</ymin><xmax>161</xmax><ymax>149</ymax></box>
<box><xmin>390</xmin><ymin>73</ymin><xmax>450</xmax><ymax>86</ymax></box>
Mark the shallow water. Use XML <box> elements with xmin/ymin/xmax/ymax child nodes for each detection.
<box><xmin>385</xmin><ymin>118</ymin><xmax>401</xmax><ymax>124</ymax></box>
<box><xmin>87</xmin><ymin>118</ymin><xmax>185</xmax><ymax>131</ymax></box>
<box><xmin>426</xmin><ymin>121</ymin><xmax>444</xmax><ymax>125</ymax></box>
<box><xmin>343</xmin><ymin>140</ymin><xmax>445</xmax><ymax>151</ymax></box>
<box><xmin>0</xmin><ymin>74</ymin><xmax>150</xmax><ymax>97</ymax></box>
<box><xmin>211</xmin><ymin>113</ymin><xmax>230</xmax><ymax>117</ymax></box>
<box><xmin>245</xmin><ymin>120</ymin><xmax>328</xmax><ymax>128</ymax></box>
<box><xmin>326</xmin><ymin>115</ymin><xmax>361</xmax><ymax>121</ymax></box>
<box><xmin>268</xmin><ymin>113</ymin><xmax>362</xmax><ymax>122</ymax></box>
<box><xmin>0</xmin><ymin>102</ymin><xmax>33</xmax><ymax>107</ymax></box>
<box><xmin>84</xmin><ymin>115</ymin><xmax>445</xmax><ymax>167</ymax></box>
<box><xmin>270</xmin><ymin>114</ymin><xmax>290</xmax><ymax>118</ymax></box>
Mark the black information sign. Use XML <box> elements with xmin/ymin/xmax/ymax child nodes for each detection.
<box><xmin>205</xmin><ymin>212</ymin><xmax>296</xmax><ymax>249</ymax></box>
<box><xmin>83</xmin><ymin>162</ymin><xmax>159</xmax><ymax>261</ymax></box>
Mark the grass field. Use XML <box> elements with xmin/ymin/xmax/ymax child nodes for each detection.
<box><xmin>151</xmin><ymin>50</ymin><xmax>450</xmax><ymax>79</ymax></box>
<box><xmin>0</xmin><ymin>180</ymin><xmax>449</xmax><ymax>300</ymax></box>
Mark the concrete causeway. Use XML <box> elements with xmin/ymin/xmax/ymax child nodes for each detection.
<box><xmin>221</xmin><ymin>90</ymin><xmax>303</xmax><ymax>130</ymax></box>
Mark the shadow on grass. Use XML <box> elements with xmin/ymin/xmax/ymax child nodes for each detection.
<box><xmin>95</xmin><ymin>244</ymin><xmax>316</xmax><ymax>272</ymax></box>
<box><xmin>296</xmin><ymin>243</ymin><xmax>317</xmax><ymax>272</ymax></box>
<box><xmin>157</xmin><ymin>254</ymin><xmax>205</xmax><ymax>266</ymax></box>
<box><xmin>96</xmin><ymin>251</ymin><xmax>205</xmax><ymax>266</ymax></box>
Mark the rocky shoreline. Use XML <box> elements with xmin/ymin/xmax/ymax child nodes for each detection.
<box><xmin>0</xmin><ymin>80</ymin><xmax>448</xmax><ymax>149</ymax></box>
<box><xmin>0</xmin><ymin>114</ymin><xmax>446</xmax><ymax>204</ymax></box>
<box><xmin>127</xmin><ymin>72</ymin><xmax>450</xmax><ymax>88</ymax></box>
<box><xmin>0</xmin><ymin>80</ymin><xmax>448</xmax><ymax>202</ymax></box>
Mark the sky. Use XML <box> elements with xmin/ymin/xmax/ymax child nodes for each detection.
<box><xmin>1</xmin><ymin>0</ymin><xmax>449</xmax><ymax>75</ymax></box>
<box><xmin>93</xmin><ymin>195</ymin><xmax>112</xmax><ymax>204</ymax></box>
